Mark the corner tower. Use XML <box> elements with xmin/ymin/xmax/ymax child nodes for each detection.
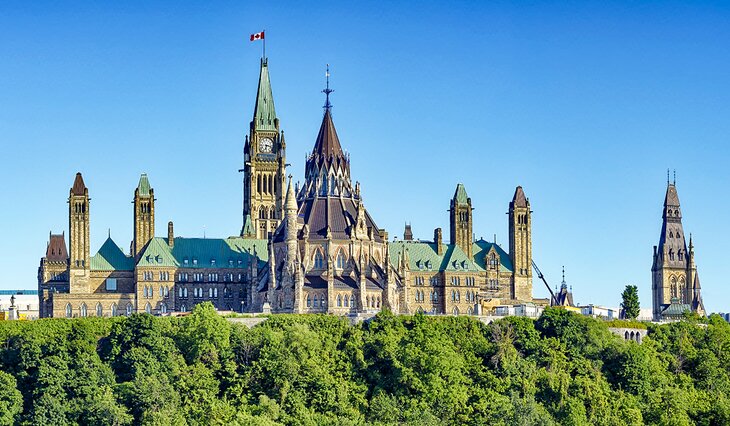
<box><xmin>652</xmin><ymin>179</ymin><xmax>705</xmax><ymax>320</ymax></box>
<box><xmin>133</xmin><ymin>173</ymin><xmax>155</xmax><ymax>258</ymax></box>
<box><xmin>450</xmin><ymin>184</ymin><xmax>473</xmax><ymax>258</ymax></box>
<box><xmin>242</xmin><ymin>58</ymin><xmax>287</xmax><ymax>239</ymax></box>
<box><xmin>68</xmin><ymin>172</ymin><xmax>90</xmax><ymax>293</ymax></box>
<box><xmin>509</xmin><ymin>186</ymin><xmax>532</xmax><ymax>301</ymax></box>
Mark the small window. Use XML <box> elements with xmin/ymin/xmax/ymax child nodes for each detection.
<box><xmin>65</xmin><ymin>303</ymin><xmax>72</xmax><ymax>318</ymax></box>
<box><xmin>105</xmin><ymin>278</ymin><xmax>117</xmax><ymax>291</ymax></box>
<box><xmin>111</xmin><ymin>303</ymin><xmax>117</xmax><ymax>317</ymax></box>
<box><xmin>80</xmin><ymin>303</ymin><xmax>87</xmax><ymax>318</ymax></box>
<box><xmin>96</xmin><ymin>303</ymin><xmax>103</xmax><ymax>317</ymax></box>
<box><xmin>184</xmin><ymin>258</ymin><xmax>189</xmax><ymax>266</ymax></box>
<box><xmin>192</xmin><ymin>258</ymin><xmax>198</xmax><ymax>266</ymax></box>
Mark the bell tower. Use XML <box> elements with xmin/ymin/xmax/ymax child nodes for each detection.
<box><xmin>242</xmin><ymin>58</ymin><xmax>286</xmax><ymax>239</ymax></box>
<box><xmin>509</xmin><ymin>186</ymin><xmax>532</xmax><ymax>301</ymax></box>
<box><xmin>450</xmin><ymin>184</ymin><xmax>473</xmax><ymax>258</ymax></box>
<box><xmin>133</xmin><ymin>173</ymin><xmax>155</xmax><ymax>258</ymax></box>
<box><xmin>68</xmin><ymin>172</ymin><xmax>90</xmax><ymax>293</ymax></box>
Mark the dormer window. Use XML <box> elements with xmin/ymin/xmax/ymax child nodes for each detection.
<box><xmin>183</xmin><ymin>258</ymin><xmax>189</xmax><ymax>266</ymax></box>
<box><xmin>229</xmin><ymin>259</ymin><xmax>234</xmax><ymax>267</ymax></box>
<box><xmin>192</xmin><ymin>258</ymin><xmax>198</xmax><ymax>266</ymax></box>
<box><xmin>425</xmin><ymin>260</ymin><xmax>432</xmax><ymax>270</ymax></box>
<box><xmin>211</xmin><ymin>259</ymin><xmax>216</xmax><ymax>266</ymax></box>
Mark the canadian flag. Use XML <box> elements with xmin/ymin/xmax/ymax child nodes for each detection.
<box><xmin>250</xmin><ymin>31</ymin><xmax>265</xmax><ymax>42</ymax></box>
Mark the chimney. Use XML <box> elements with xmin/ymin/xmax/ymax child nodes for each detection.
<box><xmin>167</xmin><ymin>221</ymin><xmax>174</xmax><ymax>248</ymax></box>
<box><xmin>434</xmin><ymin>228</ymin><xmax>443</xmax><ymax>255</ymax></box>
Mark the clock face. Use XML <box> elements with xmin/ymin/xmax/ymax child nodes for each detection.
<box><xmin>260</xmin><ymin>137</ymin><xmax>273</xmax><ymax>153</ymax></box>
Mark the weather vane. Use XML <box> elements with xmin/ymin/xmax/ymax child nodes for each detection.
<box><xmin>323</xmin><ymin>64</ymin><xmax>334</xmax><ymax>111</ymax></box>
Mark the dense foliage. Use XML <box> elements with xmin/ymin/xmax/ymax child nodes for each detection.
<box><xmin>621</xmin><ymin>285</ymin><xmax>641</xmax><ymax>320</ymax></box>
<box><xmin>1</xmin><ymin>304</ymin><xmax>729</xmax><ymax>425</ymax></box>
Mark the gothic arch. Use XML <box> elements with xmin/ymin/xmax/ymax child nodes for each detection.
<box><xmin>313</xmin><ymin>248</ymin><xmax>325</xmax><ymax>269</ymax></box>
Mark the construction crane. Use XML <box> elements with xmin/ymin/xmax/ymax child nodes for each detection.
<box><xmin>532</xmin><ymin>260</ymin><xmax>557</xmax><ymax>306</ymax></box>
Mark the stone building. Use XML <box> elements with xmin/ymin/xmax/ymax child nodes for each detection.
<box><xmin>651</xmin><ymin>179</ymin><xmax>705</xmax><ymax>320</ymax></box>
<box><xmin>38</xmin><ymin>57</ymin><xmax>536</xmax><ymax>318</ymax></box>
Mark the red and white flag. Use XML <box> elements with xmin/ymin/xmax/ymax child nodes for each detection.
<box><xmin>250</xmin><ymin>31</ymin><xmax>265</xmax><ymax>42</ymax></box>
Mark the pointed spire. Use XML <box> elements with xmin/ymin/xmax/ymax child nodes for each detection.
<box><xmin>561</xmin><ymin>266</ymin><xmax>567</xmax><ymax>290</ymax></box>
<box><xmin>136</xmin><ymin>173</ymin><xmax>151</xmax><ymax>197</ymax></box>
<box><xmin>312</xmin><ymin>67</ymin><xmax>343</xmax><ymax>159</ymax></box>
<box><xmin>323</xmin><ymin>64</ymin><xmax>334</xmax><ymax>112</ymax></box>
<box><xmin>253</xmin><ymin>58</ymin><xmax>277</xmax><ymax>131</ymax></box>
<box><xmin>285</xmin><ymin>175</ymin><xmax>297</xmax><ymax>212</ymax></box>
<box><xmin>511</xmin><ymin>186</ymin><xmax>528</xmax><ymax>208</ymax></box>
<box><xmin>664</xmin><ymin>176</ymin><xmax>681</xmax><ymax>207</ymax></box>
<box><xmin>71</xmin><ymin>172</ymin><xmax>86</xmax><ymax>195</ymax></box>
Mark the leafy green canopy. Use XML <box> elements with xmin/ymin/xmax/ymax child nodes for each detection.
<box><xmin>0</xmin><ymin>305</ymin><xmax>729</xmax><ymax>425</ymax></box>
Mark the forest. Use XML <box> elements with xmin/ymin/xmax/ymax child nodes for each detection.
<box><xmin>0</xmin><ymin>303</ymin><xmax>729</xmax><ymax>426</ymax></box>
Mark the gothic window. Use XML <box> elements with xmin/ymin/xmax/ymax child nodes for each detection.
<box><xmin>377</xmin><ymin>297</ymin><xmax>381</xmax><ymax>308</ymax></box>
<box><xmin>184</xmin><ymin>288</ymin><xmax>188</xmax><ymax>298</ymax></box>
<box><xmin>145</xmin><ymin>303</ymin><xmax>151</xmax><ymax>314</ymax></box>
<box><xmin>350</xmin><ymin>295</ymin><xmax>355</xmax><ymax>308</ymax></box>
<box><xmin>320</xmin><ymin>296</ymin><xmax>326</xmax><ymax>308</ymax></box>
<box><xmin>451</xmin><ymin>290</ymin><xmax>456</xmax><ymax>302</ymax></box>
<box><xmin>307</xmin><ymin>295</ymin><xmax>311</xmax><ymax>307</ymax></box>
<box><xmin>337</xmin><ymin>295</ymin><xmax>342</xmax><ymax>307</ymax></box>
<box><xmin>313</xmin><ymin>294</ymin><xmax>318</xmax><ymax>308</ymax></box>
<box><xmin>669</xmin><ymin>231</ymin><xmax>673</xmax><ymax>238</ymax></box>
<box><xmin>180</xmin><ymin>304</ymin><xmax>187</xmax><ymax>313</ymax></box>
<box><xmin>314</xmin><ymin>250</ymin><xmax>325</xmax><ymax>269</ymax></box>
<box><xmin>111</xmin><ymin>303</ymin><xmax>117</xmax><ymax>317</ymax></box>
<box><xmin>669</xmin><ymin>250</ymin><xmax>674</xmax><ymax>261</ymax></box>
<box><xmin>467</xmin><ymin>307</ymin><xmax>473</xmax><ymax>315</ymax></box>
<box><xmin>336</xmin><ymin>250</ymin><xmax>346</xmax><ymax>269</ymax></box>
<box><xmin>160</xmin><ymin>303</ymin><xmax>167</xmax><ymax>314</ymax></box>
<box><xmin>453</xmin><ymin>307</ymin><xmax>459</xmax><ymax>315</ymax></box>
<box><xmin>674</xmin><ymin>210</ymin><xmax>679</xmax><ymax>216</ymax></box>
<box><xmin>80</xmin><ymin>303</ymin><xmax>87</xmax><ymax>318</ymax></box>
<box><xmin>96</xmin><ymin>303</ymin><xmax>102</xmax><ymax>317</ymax></box>
<box><xmin>344</xmin><ymin>294</ymin><xmax>349</xmax><ymax>307</ymax></box>
<box><xmin>366</xmin><ymin>296</ymin><xmax>370</xmax><ymax>308</ymax></box>
<box><xmin>65</xmin><ymin>303</ymin><xmax>72</xmax><ymax>318</ymax></box>
<box><xmin>126</xmin><ymin>303</ymin><xmax>133</xmax><ymax>316</ymax></box>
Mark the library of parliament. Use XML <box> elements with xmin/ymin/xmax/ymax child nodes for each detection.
<box><xmin>38</xmin><ymin>58</ymin><xmax>704</xmax><ymax>320</ymax></box>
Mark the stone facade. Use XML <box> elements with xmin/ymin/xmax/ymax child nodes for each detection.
<box><xmin>38</xmin><ymin>57</ymin><xmax>538</xmax><ymax>318</ymax></box>
<box><xmin>651</xmin><ymin>181</ymin><xmax>705</xmax><ymax>321</ymax></box>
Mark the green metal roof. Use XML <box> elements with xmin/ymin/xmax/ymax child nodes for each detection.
<box><xmin>90</xmin><ymin>238</ymin><xmax>135</xmax><ymax>271</ymax></box>
<box><xmin>137</xmin><ymin>237</ymin><xmax>269</xmax><ymax>269</ymax></box>
<box><xmin>137</xmin><ymin>173</ymin><xmax>151</xmax><ymax>196</ymax></box>
<box><xmin>389</xmin><ymin>239</ymin><xmax>513</xmax><ymax>273</ymax></box>
<box><xmin>661</xmin><ymin>298</ymin><xmax>691</xmax><ymax>317</ymax></box>
<box><xmin>253</xmin><ymin>59</ymin><xmax>277</xmax><ymax>131</ymax></box>
<box><xmin>453</xmin><ymin>184</ymin><xmax>469</xmax><ymax>205</ymax></box>
<box><xmin>241</xmin><ymin>214</ymin><xmax>255</xmax><ymax>237</ymax></box>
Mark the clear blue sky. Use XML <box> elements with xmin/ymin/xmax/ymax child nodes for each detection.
<box><xmin>1</xmin><ymin>1</ymin><xmax>728</xmax><ymax>313</ymax></box>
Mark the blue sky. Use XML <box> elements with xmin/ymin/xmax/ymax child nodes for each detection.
<box><xmin>1</xmin><ymin>1</ymin><xmax>729</xmax><ymax>313</ymax></box>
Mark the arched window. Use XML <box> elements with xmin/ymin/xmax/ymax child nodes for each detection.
<box><xmin>180</xmin><ymin>304</ymin><xmax>187</xmax><ymax>313</ymax></box>
<box><xmin>336</xmin><ymin>250</ymin><xmax>346</xmax><ymax>269</ymax></box>
<box><xmin>350</xmin><ymin>295</ymin><xmax>355</xmax><ymax>308</ymax></box>
<box><xmin>669</xmin><ymin>249</ymin><xmax>675</xmax><ymax>261</ymax></box>
<box><xmin>257</xmin><ymin>175</ymin><xmax>262</xmax><ymax>194</ymax></box>
<box><xmin>111</xmin><ymin>303</ymin><xmax>117</xmax><ymax>317</ymax></box>
<box><xmin>160</xmin><ymin>303</ymin><xmax>167</xmax><ymax>314</ymax></box>
<box><xmin>314</xmin><ymin>250</ymin><xmax>325</xmax><ymax>269</ymax></box>
<box><xmin>377</xmin><ymin>297</ymin><xmax>381</xmax><ymax>308</ymax></box>
<box><xmin>337</xmin><ymin>294</ymin><xmax>342</xmax><ymax>307</ymax></box>
<box><xmin>126</xmin><ymin>303</ymin><xmax>133</xmax><ymax>316</ymax></box>
<box><xmin>307</xmin><ymin>295</ymin><xmax>312</xmax><ymax>307</ymax></box>
<box><xmin>320</xmin><ymin>295</ymin><xmax>326</xmax><ymax>308</ymax></box>
<box><xmin>65</xmin><ymin>303</ymin><xmax>72</xmax><ymax>318</ymax></box>
<box><xmin>453</xmin><ymin>307</ymin><xmax>459</xmax><ymax>315</ymax></box>
<box><xmin>80</xmin><ymin>303</ymin><xmax>87</xmax><ymax>318</ymax></box>
<box><xmin>145</xmin><ymin>302</ymin><xmax>151</xmax><ymax>314</ymax></box>
<box><xmin>344</xmin><ymin>294</ymin><xmax>349</xmax><ymax>307</ymax></box>
<box><xmin>96</xmin><ymin>303</ymin><xmax>103</xmax><ymax>317</ymax></box>
<box><xmin>313</xmin><ymin>294</ymin><xmax>318</xmax><ymax>308</ymax></box>
<box><xmin>467</xmin><ymin>307</ymin><xmax>473</xmax><ymax>315</ymax></box>
<box><xmin>366</xmin><ymin>296</ymin><xmax>370</xmax><ymax>308</ymax></box>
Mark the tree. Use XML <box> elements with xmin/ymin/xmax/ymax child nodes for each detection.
<box><xmin>0</xmin><ymin>371</ymin><xmax>23</xmax><ymax>426</ymax></box>
<box><xmin>621</xmin><ymin>285</ymin><xmax>640</xmax><ymax>320</ymax></box>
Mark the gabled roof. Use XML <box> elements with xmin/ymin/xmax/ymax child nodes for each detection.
<box><xmin>46</xmin><ymin>233</ymin><xmax>68</xmax><ymax>262</ymax></box>
<box><xmin>661</xmin><ymin>297</ymin><xmax>690</xmax><ymax>317</ymax></box>
<box><xmin>252</xmin><ymin>59</ymin><xmax>277</xmax><ymax>131</ymax></box>
<box><xmin>136</xmin><ymin>237</ymin><xmax>269</xmax><ymax>269</ymax></box>
<box><xmin>137</xmin><ymin>173</ymin><xmax>151</xmax><ymax>197</ymax></box>
<box><xmin>90</xmin><ymin>238</ymin><xmax>134</xmax><ymax>271</ymax></box>
<box><xmin>312</xmin><ymin>109</ymin><xmax>344</xmax><ymax>159</ymax></box>
<box><xmin>71</xmin><ymin>172</ymin><xmax>86</xmax><ymax>196</ymax></box>
<box><xmin>388</xmin><ymin>239</ymin><xmax>514</xmax><ymax>273</ymax></box>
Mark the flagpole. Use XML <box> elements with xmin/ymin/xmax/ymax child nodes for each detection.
<box><xmin>263</xmin><ymin>29</ymin><xmax>266</xmax><ymax>59</ymax></box>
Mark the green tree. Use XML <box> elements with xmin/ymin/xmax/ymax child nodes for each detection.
<box><xmin>0</xmin><ymin>371</ymin><xmax>23</xmax><ymax>426</ymax></box>
<box><xmin>621</xmin><ymin>285</ymin><xmax>640</xmax><ymax>320</ymax></box>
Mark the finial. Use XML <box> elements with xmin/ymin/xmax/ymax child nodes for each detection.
<box><xmin>673</xmin><ymin>169</ymin><xmax>676</xmax><ymax>185</ymax></box>
<box><xmin>667</xmin><ymin>169</ymin><xmax>670</xmax><ymax>184</ymax></box>
<box><xmin>322</xmin><ymin>64</ymin><xmax>334</xmax><ymax>111</ymax></box>
<box><xmin>562</xmin><ymin>265</ymin><xmax>565</xmax><ymax>281</ymax></box>
<box><xmin>108</xmin><ymin>228</ymin><xmax>111</xmax><ymax>238</ymax></box>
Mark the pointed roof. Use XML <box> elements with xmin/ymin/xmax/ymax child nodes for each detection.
<box><xmin>71</xmin><ymin>172</ymin><xmax>86</xmax><ymax>196</ymax></box>
<box><xmin>453</xmin><ymin>184</ymin><xmax>469</xmax><ymax>206</ymax></box>
<box><xmin>312</xmin><ymin>109</ymin><xmax>344</xmax><ymax>158</ymax></box>
<box><xmin>90</xmin><ymin>238</ymin><xmax>134</xmax><ymax>271</ymax></box>
<box><xmin>241</xmin><ymin>214</ymin><xmax>255</xmax><ymax>238</ymax></box>
<box><xmin>285</xmin><ymin>176</ymin><xmax>297</xmax><ymax>211</ymax></box>
<box><xmin>253</xmin><ymin>59</ymin><xmax>277</xmax><ymax>131</ymax></box>
<box><xmin>137</xmin><ymin>173</ymin><xmax>151</xmax><ymax>197</ymax></box>
<box><xmin>511</xmin><ymin>186</ymin><xmax>528</xmax><ymax>208</ymax></box>
<box><xmin>664</xmin><ymin>183</ymin><xmax>680</xmax><ymax>207</ymax></box>
<box><xmin>46</xmin><ymin>233</ymin><xmax>68</xmax><ymax>262</ymax></box>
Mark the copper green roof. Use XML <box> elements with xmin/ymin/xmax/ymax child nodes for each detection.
<box><xmin>137</xmin><ymin>237</ymin><xmax>268</xmax><ymax>269</ymax></box>
<box><xmin>389</xmin><ymin>239</ymin><xmax>513</xmax><ymax>273</ymax></box>
<box><xmin>253</xmin><ymin>59</ymin><xmax>277</xmax><ymax>131</ymax></box>
<box><xmin>661</xmin><ymin>297</ymin><xmax>690</xmax><ymax>317</ymax></box>
<box><xmin>137</xmin><ymin>173</ymin><xmax>151</xmax><ymax>197</ymax></box>
<box><xmin>453</xmin><ymin>184</ymin><xmax>469</xmax><ymax>205</ymax></box>
<box><xmin>90</xmin><ymin>238</ymin><xmax>134</xmax><ymax>271</ymax></box>
<box><xmin>241</xmin><ymin>214</ymin><xmax>255</xmax><ymax>237</ymax></box>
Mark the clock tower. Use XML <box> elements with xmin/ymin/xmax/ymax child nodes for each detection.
<box><xmin>242</xmin><ymin>58</ymin><xmax>287</xmax><ymax>239</ymax></box>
